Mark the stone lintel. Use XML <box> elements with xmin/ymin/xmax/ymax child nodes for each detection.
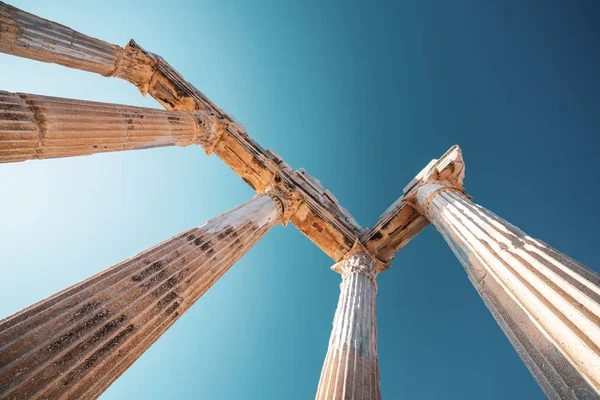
<box><xmin>360</xmin><ymin>145</ymin><xmax>465</xmax><ymax>264</ymax></box>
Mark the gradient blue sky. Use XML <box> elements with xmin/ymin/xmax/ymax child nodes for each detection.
<box><xmin>1</xmin><ymin>1</ymin><xmax>599</xmax><ymax>398</ymax></box>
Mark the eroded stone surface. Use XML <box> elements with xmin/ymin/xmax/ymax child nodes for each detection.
<box><xmin>0</xmin><ymin>193</ymin><xmax>281</xmax><ymax>399</ymax></box>
<box><xmin>0</xmin><ymin>2</ymin><xmax>121</xmax><ymax>75</ymax></box>
<box><xmin>0</xmin><ymin>90</ymin><xmax>221</xmax><ymax>162</ymax></box>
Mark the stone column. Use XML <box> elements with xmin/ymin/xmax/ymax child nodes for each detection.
<box><xmin>0</xmin><ymin>1</ymin><xmax>121</xmax><ymax>75</ymax></box>
<box><xmin>0</xmin><ymin>191</ymin><xmax>285</xmax><ymax>400</ymax></box>
<box><xmin>316</xmin><ymin>241</ymin><xmax>384</xmax><ymax>400</ymax></box>
<box><xmin>0</xmin><ymin>90</ymin><xmax>222</xmax><ymax>163</ymax></box>
<box><xmin>405</xmin><ymin>147</ymin><xmax>600</xmax><ymax>399</ymax></box>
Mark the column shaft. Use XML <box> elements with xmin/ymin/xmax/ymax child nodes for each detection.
<box><xmin>0</xmin><ymin>90</ymin><xmax>219</xmax><ymax>163</ymax></box>
<box><xmin>0</xmin><ymin>192</ymin><xmax>282</xmax><ymax>399</ymax></box>
<box><xmin>0</xmin><ymin>2</ymin><xmax>121</xmax><ymax>75</ymax></box>
<box><xmin>415</xmin><ymin>182</ymin><xmax>600</xmax><ymax>399</ymax></box>
<box><xmin>316</xmin><ymin>247</ymin><xmax>381</xmax><ymax>400</ymax></box>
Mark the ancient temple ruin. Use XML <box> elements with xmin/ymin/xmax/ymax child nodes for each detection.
<box><xmin>1</xmin><ymin>3</ymin><xmax>599</xmax><ymax>399</ymax></box>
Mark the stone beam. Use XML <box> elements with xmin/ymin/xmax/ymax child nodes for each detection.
<box><xmin>403</xmin><ymin>145</ymin><xmax>600</xmax><ymax>399</ymax></box>
<box><xmin>316</xmin><ymin>241</ymin><xmax>385</xmax><ymax>400</ymax></box>
<box><xmin>0</xmin><ymin>90</ymin><xmax>222</xmax><ymax>163</ymax></box>
<box><xmin>0</xmin><ymin>190</ymin><xmax>286</xmax><ymax>399</ymax></box>
<box><xmin>360</xmin><ymin>146</ymin><xmax>465</xmax><ymax>263</ymax></box>
<box><xmin>0</xmin><ymin>2</ymin><xmax>362</xmax><ymax>261</ymax></box>
<box><xmin>360</xmin><ymin>200</ymin><xmax>429</xmax><ymax>263</ymax></box>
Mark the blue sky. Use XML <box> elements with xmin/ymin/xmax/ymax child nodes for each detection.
<box><xmin>1</xmin><ymin>1</ymin><xmax>599</xmax><ymax>398</ymax></box>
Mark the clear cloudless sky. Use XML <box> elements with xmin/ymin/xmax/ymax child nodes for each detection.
<box><xmin>1</xmin><ymin>1</ymin><xmax>599</xmax><ymax>399</ymax></box>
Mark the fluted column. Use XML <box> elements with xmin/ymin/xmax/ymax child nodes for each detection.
<box><xmin>0</xmin><ymin>90</ymin><xmax>223</xmax><ymax>163</ymax></box>
<box><xmin>405</xmin><ymin>147</ymin><xmax>600</xmax><ymax>399</ymax></box>
<box><xmin>316</xmin><ymin>242</ymin><xmax>383</xmax><ymax>400</ymax></box>
<box><xmin>0</xmin><ymin>191</ymin><xmax>284</xmax><ymax>399</ymax></box>
<box><xmin>0</xmin><ymin>1</ymin><xmax>121</xmax><ymax>75</ymax></box>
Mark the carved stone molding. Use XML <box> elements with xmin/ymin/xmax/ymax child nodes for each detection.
<box><xmin>189</xmin><ymin>111</ymin><xmax>227</xmax><ymax>156</ymax></box>
<box><xmin>332</xmin><ymin>241</ymin><xmax>389</xmax><ymax>284</ymax></box>
<box><xmin>402</xmin><ymin>145</ymin><xmax>468</xmax><ymax>216</ymax></box>
<box><xmin>264</xmin><ymin>175</ymin><xmax>303</xmax><ymax>226</ymax></box>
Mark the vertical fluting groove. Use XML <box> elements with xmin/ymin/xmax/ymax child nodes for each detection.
<box><xmin>1</xmin><ymin>5</ymin><xmax>276</xmax><ymax>191</ymax></box>
<box><xmin>316</xmin><ymin>250</ymin><xmax>381</xmax><ymax>400</ymax></box>
<box><xmin>0</xmin><ymin>193</ymin><xmax>281</xmax><ymax>399</ymax></box>
<box><xmin>0</xmin><ymin>2</ymin><xmax>121</xmax><ymax>74</ymax></box>
<box><xmin>415</xmin><ymin>182</ymin><xmax>600</xmax><ymax>399</ymax></box>
<box><xmin>79</xmin><ymin>222</ymin><xmax>270</xmax><ymax>399</ymax></box>
<box><xmin>0</xmin><ymin>90</ymin><xmax>213</xmax><ymax>163</ymax></box>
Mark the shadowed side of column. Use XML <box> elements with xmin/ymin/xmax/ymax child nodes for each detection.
<box><xmin>0</xmin><ymin>193</ymin><xmax>282</xmax><ymax>399</ymax></box>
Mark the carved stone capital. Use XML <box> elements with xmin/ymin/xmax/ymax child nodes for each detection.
<box><xmin>264</xmin><ymin>175</ymin><xmax>303</xmax><ymax>226</ymax></box>
<box><xmin>402</xmin><ymin>145</ymin><xmax>469</xmax><ymax>217</ymax></box>
<box><xmin>112</xmin><ymin>40</ymin><xmax>219</xmax><ymax>114</ymax></box>
<box><xmin>189</xmin><ymin>112</ymin><xmax>227</xmax><ymax>156</ymax></box>
<box><xmin>331</xmin><ymin>241</ymin><xmax>389</xmax><ymax>285</ymax></box>
<box><xmin>110</xmin><ymin>40</ymin><xmax>158</xmax><ymax>94</ymax></box>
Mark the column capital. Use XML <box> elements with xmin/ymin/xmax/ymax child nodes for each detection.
<box><xmin>264</xmin><ymin>175</ymin><xmax>303</xmax><ymax>226</ymax></box>
<box><xmin>332</xmin><ymin>240</ymin><xmax>389</xmax><ymax>279</ymax></box>
<box><xmin>189</xmin><ymin>111</ymin><xmax>227</xmax><ymax>156</ymax></box>
<box><xmin>402</xmin><ymin>145</ymin><xmax>469</xmax><ymax>218</ymax></box>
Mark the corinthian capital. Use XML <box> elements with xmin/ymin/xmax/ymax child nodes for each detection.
<box><xmin>331</xmin><ymin>240</ymin><xmax>389</xmax><ymax>282</ymax></box>
<box><xmin>402</xmin><ymin>145</ymin><xmax>469</xmax><ymax>216</ymax></box>
<box><xmin>264</xmin><ymin>174</ymin><xmax>303</xmax><ymax>226</ymax></box>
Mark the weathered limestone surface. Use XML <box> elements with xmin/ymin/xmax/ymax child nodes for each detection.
<box><xmin>0</xmin><ymin>90</ymin><xmax>221</xmax><ymax>163</ymax></box>
<box><xmin>0</xmin><ymin>1</ymin><xmax>120</xmax><ymax>75</ymax></box>
<box><xmin>316</xmin><ymin>242</ymin><xmax>384</xmax><ymax>400</ymax></box>
<box><xmin>0</xmin><ymin>192</ymin><xmax>283</xmax><ymax>399</ymax></box>
<box><xmin>0</xmin><ymin>2</ymin><xmax>369</xmax><ymax>262</ymax></box>
<box><xmin>404</xmin><ymin>146</ymin><xmax>600</xmax><ymax>399</ymax></box>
